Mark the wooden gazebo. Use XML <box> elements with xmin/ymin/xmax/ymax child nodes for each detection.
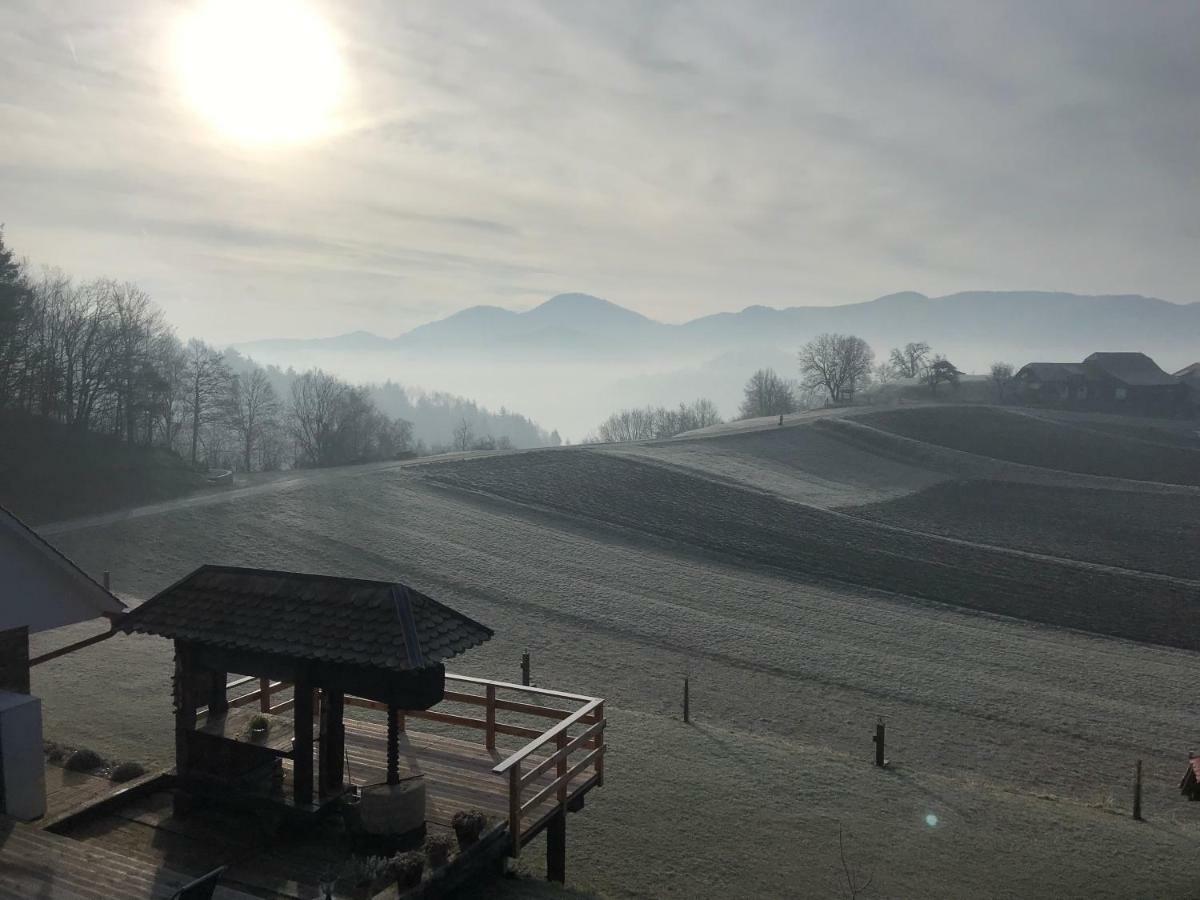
<box><xmin>117</xmin><ymin>565</ymin><xmax>493</xmax><ymax>812</ymax></box>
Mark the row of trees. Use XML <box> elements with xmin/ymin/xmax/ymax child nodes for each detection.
<box><xmin>736</xmin><ymin>337</ymin><xmax>981</xmax><ymax>421</ymax></box>
<box><xmin>0</xmin><ymin>229</ymin><xmax>414</xmax><ymax>471</ymax></box>
<box><xmin>589</xmin><ymin>399</ymin><xmax>723</xmax><ymax>443</ymax></box>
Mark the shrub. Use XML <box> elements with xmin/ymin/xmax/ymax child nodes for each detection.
<box><xmin>389</xmin><ymin>851</ymin><xmax>425</xmax><ymax>889</ymax></box>
<box><xmin>425</xmin><ymin>833</ymin><xmax>454</xmax><ymax>868</ymax></box>
<box><xmin>451</xmin><ymin>810</ymin><xmax>486</xmax><ymax>849</ymax></box>
<box><xmin>64</xmin><ymin>748</ymin><xmax>105</xmax><ymax>773</ymax></box>
<box><xmin>343</xmin><ymin>855</ymin><xmax>390</xmax><ymax>888</ymax></box>
<box><xmin>110</xmin><ymin>761</ymin><xmax>146</xmax><ymax>783</ymax></box>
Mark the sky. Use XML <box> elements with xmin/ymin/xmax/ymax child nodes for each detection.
<box><xmin>2</xmin><ymin>0</ymin><xmax>1199</xmax><ymax>344</ymax></box>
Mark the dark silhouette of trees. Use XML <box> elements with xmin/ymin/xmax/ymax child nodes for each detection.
<box><xmin>925</xmin><ymin>355</ymin><xmax>962</xmax><ymax>394</ymax></box>
<box><xmin>889</xmin><ymin>342</ymin><xmax>931</xmax><ymax>379</ymax></box>
<box><xmin>594</xmin><ymin>399</ymin><xmax>723</xmax><ymax>443</ymax></box>
<box><xmin>799</xmin><ymin>333</ymin><xmax>875</xmax><ymax>404</ymax></box>
<box><xmin>739</xmin><ymin>368</ymin><xmax>796</xmax><ymax>419</ymax></box>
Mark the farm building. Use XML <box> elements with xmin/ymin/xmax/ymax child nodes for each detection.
<box><xmin>1175</xmin><ymin>362</ymin><xmax>1200</xmax><ymax>410</ymax></box>
<box><xmin>1015</xmin><ymin>352</ymin><xmax>1188</xmax><ymax>415</ymax></box>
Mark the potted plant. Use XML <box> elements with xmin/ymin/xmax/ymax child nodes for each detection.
<box><xmin>450</xmin><ymin>810</ymin><xmax>486</xmax><ymax>850</ymax></box>
<box><xmin>247</xmin><ymin>714</ymin><xmax>270</xmax><ymax>739</ymax></box>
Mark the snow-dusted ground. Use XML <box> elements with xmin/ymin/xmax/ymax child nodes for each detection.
<box><xmin>30</xmin><ymin>409</ymin><xmax>1200</xmax><ymax>898</ymax></box>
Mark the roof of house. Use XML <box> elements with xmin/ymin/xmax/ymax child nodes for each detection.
<box><xmin>1017</xmin><ymin>362</ymin><xmax>1088</xmax><ymax>381</ymax></box>
<box><xmin>0</xmin><ymin>504</ymin><xmax>125</xmax><ymax>633</ymax></box>
<box><xmin>1083</xmin><ymin>352</ymin><xmax>1181</xmax><ymax>387</ymax></box>
<box><xmin>116</xmin><ymin>565</ymin><xmax>492</xmax><ymax>671</ymax></box>
<box><xmin>1174</xmin><ymin>362</ymin><xmax>1200</xmax><ymax>380</ymax></box>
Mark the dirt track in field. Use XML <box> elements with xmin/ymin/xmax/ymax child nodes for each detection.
<box><xmin>29</xmin><ymin>403</ymin><xmax>1200</xmax><ymax>899</ymax></box>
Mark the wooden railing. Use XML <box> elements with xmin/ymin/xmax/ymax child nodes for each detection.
<box><xmin>221</xmin><ymin>672</ymin><xmax>606</xmax><ymax>853</ymax></box>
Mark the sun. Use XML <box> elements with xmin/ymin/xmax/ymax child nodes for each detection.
<box><xmin>174</xmin><ymin>0</ymin><xmax>345</xmax><ymax>146</ymax></box>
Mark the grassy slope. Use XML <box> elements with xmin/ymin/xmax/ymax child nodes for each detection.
<box><xmin>422</xmin><ymin>449</ymin><xmax>1200</xmax><ymax>650</ymax></box>
<box><xmin>32</xmin><ymin>452</ymin><xmax>1200</xmax><ymax>899</ymax></box>
<box><xmin>851</xmin><ymin>479</ymin><xmax>1200</xmax><ymax>580</ymax></box>
<box><xmin>0</xmin><ymin>410</ymin><xmax>199</xmax><ymax>524</ymax></box>
<box><xmin>858</xmin><ymin>405</ymin><xmax>1200</xmax><ymax>485</ymax></box>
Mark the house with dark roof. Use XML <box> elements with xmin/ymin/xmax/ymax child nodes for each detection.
<box><xmin>1015</xmin><ymin>352</ymin><xmax>1187</xmax><ymax>415</ymax></box>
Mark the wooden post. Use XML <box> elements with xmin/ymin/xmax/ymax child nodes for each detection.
<box><xmin>546</xmin><ymin>807</ymin><xmax>566</xmax><ymax>884</ymax></box>
<box><xmin>485</xmin><ymin>684</ymin><xmax>497</xmax><ymax>750</ymax></box>
<box><xmin>208</xmin><ymin>670</ymin><xmax>228</xmax><ymax>716</ymax></box>
<box><xmin>556</xmin><ymin>731</ymin><xmax>568</xmax><ymax>804</ymax></box>
<box><xmin>508</xmin><ymin>765</ymin><xmax>522</xmax><ymax>859</ymax></box>
<box><xmin>102</xmin><ymin>571</ymin><xmax>111</xmax><ymax>591</ymax></box>
<box><xmin>683</xmin><ymin>676</ymin><xmax>690</xmax><ymax>723</ymax></box>
<box><xmin>293</xmin><ymin>679</ymin><xmax>314</xmax><ymax>806</ymax></box>
<box><xmin>874</xmin><ymin>718</ymin><xmax>886</xmax><ymax>767</ymax></box>
<box><xmin>386</xmin><ymin>703</ymin><xmax>400</xmax><ymax>786</ymax></box>
<box><xmin>594</xmin><ymin>702</ymin><xmax>604</xmax><ymax>787</ymax></box>
<box><xmin>259</xmin><ymin>677</ymin><xmax>271</xmax><ymax>713</ymax></box>
<box><xmin>319</xmin><ymin>688</ymin><xmax>345</xmax><ymax>796</ymax></box>
<box><xmin>1133</xmin><ymin>759</ymin><xmax>1143</xmax><ymax>821</ymax></box>
<box><xmin>173</xmin><ymin>642</ymin><xmax>197</xmax><ymax>779</ymax></box>
<box><xmin>521</xmin><ymin>651</ymin><xmax>531</xmax><ymax>687</ymax></box>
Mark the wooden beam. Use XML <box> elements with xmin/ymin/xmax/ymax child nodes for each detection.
<box><xmin>292</xmin><ymin>677</ymin><xmax>314</xmax><ymax>806</ymax></box>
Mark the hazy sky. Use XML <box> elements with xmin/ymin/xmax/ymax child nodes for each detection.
<box><xmin>3</xmin><ymin>1</ymin><xmax>1199</xmax><ymax>343</ymax></box>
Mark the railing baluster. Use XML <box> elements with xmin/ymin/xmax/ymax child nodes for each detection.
<box><xmin>556</xmin><ymin>731</ymin><xmax>568</xmax><ymax>805</ymax></box>
<box><xmin>259</xmin><ymin>677</ymin><xmax>270</xmax><ymax>713</ymax></box>
<box><xmin>485</xmin><ymin>684</ymin><xmax>497</xmax><ymax>750</ymax></box>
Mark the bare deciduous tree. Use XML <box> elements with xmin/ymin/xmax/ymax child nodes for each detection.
<box><xmin>889</xmin><ymin>341</ymin><xmax>931</xmax><ymax>379</ymax></box>
<box><xmin>229</xmin><ymin>367</ymin><xmax>281</xmax><ymax>472</ymax></box>
<box><xmin>738</xmin><ymin>368</ymin><xmax>797</xmax><ymax>419</ymax></box>
<box><xmin>989</xmin><ymin>361</ymin><xmax>1014</xmax><ymax>402</ymax></box>
<box><xmin>595</xmin><ymin>399</ymin><xmax>723</xmax><ymax>443</ymax></box>
<box><xmin>837</xmin><ymin>826</ymin><xmax>874</xmax><ymax>900</ymax></box>
<box><xmin>182</xmin><ymin>339</ymin><xmax>232</xmax><ymax>465</ymax></box>
<box><xmin>799</xmin><ymin>333</ymin><xmax>875</xmax><ymax>404</ymax></box>
<box><xmin>452</xmin><ymin>417</ymin><xmax>474</xmax><ymax>451</ymax></box>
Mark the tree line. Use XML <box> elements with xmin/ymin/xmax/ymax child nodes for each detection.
<box><xmin>0</xmin><ymin>228</ymin><xmax>442</xmax><ymax>471</ymax></box>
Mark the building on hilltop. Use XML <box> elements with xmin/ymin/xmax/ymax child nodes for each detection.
<box><xmin>1015</xmin><ymin>351</ymin><xmax>1188</xmax><ymax>415</ymax></box>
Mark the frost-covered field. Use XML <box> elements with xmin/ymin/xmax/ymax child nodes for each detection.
<box><xmin>32</xmin><ymin>407</ymin><xmax>1200</xmax><ymax>898</ymax></box>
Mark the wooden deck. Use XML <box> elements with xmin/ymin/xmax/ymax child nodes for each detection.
<box><xmin>0</xmin><ymin>816</ymin><xmax>256</xmax><ymax>900</ymax></box>
<box><xmin>25</xmin><ymin>673</ymin><xmax>606</xmax><ymax>898</ymax></box>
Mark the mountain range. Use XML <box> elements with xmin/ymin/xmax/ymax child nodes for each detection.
<box><xmin>235</xmin><ymin>290</ymin><xmax>1200</xmax><ymax>369</ymax></box>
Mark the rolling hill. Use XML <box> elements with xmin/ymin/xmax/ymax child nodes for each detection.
<box><xmin>31</xmin><ymin>403</ymin><xmax>1200</xmax><ymax>899</ymax></box>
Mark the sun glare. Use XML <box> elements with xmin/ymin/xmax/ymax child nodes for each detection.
<box><xmin>174</xmin><ymin>0</ymin><xmax>344</xmax><ymax>146</ymax></box>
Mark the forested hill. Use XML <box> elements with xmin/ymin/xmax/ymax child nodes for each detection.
<box><xmin>223</xmin><ymin>352</ymin><xmax>559</xmax><ymax>452</ymax></box>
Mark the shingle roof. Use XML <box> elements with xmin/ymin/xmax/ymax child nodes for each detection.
<box><xmin>1083</xmin><ymin>352</ymin><xmax>1181</xmax><ymax>387</ymax></box>
<box><xmin>117</xmin><ymin>565</ymin><xmax>492</xmax><ymax>671</ymax></box>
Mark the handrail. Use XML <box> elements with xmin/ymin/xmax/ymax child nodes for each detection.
<box><xmin>218</xmin><ymin>667</ymin><xmax>606</xmax><ymax>858</ymax></box>
<box><xmin>492</xmin><ymin>698</ymin><xmax>603</xmax><ymax>775</ymax></box>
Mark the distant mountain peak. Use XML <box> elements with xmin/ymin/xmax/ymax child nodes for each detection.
<box><xmin>531</xmin><ymin>292</ymin><xmax>655</xmax><ymax>322</ymax></box>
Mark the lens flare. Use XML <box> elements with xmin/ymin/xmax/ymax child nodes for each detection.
<box><xmin>925</xmin><ymin>813</ymin><xmax>939</xmax><ymax>827</ymax></box>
